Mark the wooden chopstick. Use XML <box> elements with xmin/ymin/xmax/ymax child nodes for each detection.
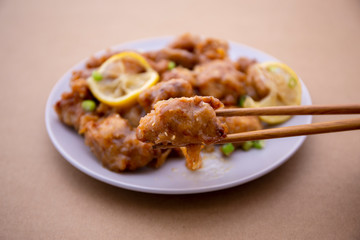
<box><xmin>153</xmin><ymin>118</ymin><xmax>360</xmax><ymax>149</ymax></box>
<box><xmin>217</xmin><ymin>118</ymin><xmax>360</xmax><ymax>144</ymax></box>
<box><xmin>215</xmin><ymin>104</ymin><xmax>360</xmax><ymax>117</ymax></box>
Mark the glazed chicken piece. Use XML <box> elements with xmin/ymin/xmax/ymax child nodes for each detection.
<box><xmin>161</xmin><ymin>67</ymin><xmax>196</xmax><ymax>86</ymax></box>
<box><xmin>120</xmin><ymin>104</ymin><xmax>145</xmax><ymax>127</ymax></box>
<box><xmin>143</xmin><ymin>48</ymin><xmax>197</xmax><ymax>69</ymax></box>
<box><xmin>86</xmin><ymin>50</ymin><xmax>119</xmax><ymax>69</ymax></box>
<box><xmin>168</xmin><ymin>33</ymin><xmax>201</xmax><ymax>52</ymax></box>
<box><xmin>220</xmin><ymin>116</ymin><xmax>262</xmax><ymax>134</ymax></box>
<box><xmin>194</xmin><ymin>60</ymin><xmax>246</xmax><ymax>106</ymax></box>
<box><xmin>246</xmin><ymin>64</ymin><xmax>271</xmax><ymax>101</ymax></box>
<box><xmin>218</xmin><ymin>115</ymin><xmax>262</xmax><ymax>150</ymax></box>
<box><xmin>95</xmin><ymin>102</ymin><xmax>145</xmax><ymax>128</ymax></box>
<box><xmin>83</xmin><ymin>114</ymin><xmax>154</xmax><ymax>171</ymax></box>
<box><xmin>195</xmin><ymin>38</ymin><xmax>229</xmax><ymax>63</ymax></box>
<box><xmin>137</xmin><ymin>96</ymin><xmax>227</xmax><ymax>145</ymax></box>
<box><xmin>136</xmin><ymin>96</ymin><xmax>228</xmax><ymax>170</ymax></box>
<box><xmin>234</xmin><ymin>57</ymin><xmax>257</xmax><ymax>73</ymax></box>
<box><xmin>55</xmin><ymin>91</ymin><xmax>86</xmax><ymax>131</ymax></box>
<box><xmin>138</xmin><ymin>78</ymin><xmax>194</xmax><ymax>112</ymax></box>
<box><xmin>54</xmin><ymin>71</ymin><xmax>93</xmax><ymax>131</ymax></box>
<box><xmin>144</xmin><ymin>58</ymin><xmax>170</xmax><ymax>75</ymax></box>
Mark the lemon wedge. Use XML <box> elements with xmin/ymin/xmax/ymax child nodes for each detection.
<box><xmin>244</xmin><ymin>62</ymin><xmax>302</xmax><ymax>125</ymax></box>
<box><xmin>87</xmin><ymin>52</ymin><xmax>159</xmax><ymax>107</ymax></box>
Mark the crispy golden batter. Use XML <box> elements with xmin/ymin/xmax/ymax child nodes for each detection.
<box><xmin>194</xmin><ymin>60</ymin><xmax>246</xmax><ymax>105</ymax></box>
<box><xmin>144</xmin><ymin>48</ymin><xmax>197</xmax><ymax>69</ymax></box>
<box><xmin>246</xmin><ymin>64</ymin><xmax>270</xmax><ymax>100</ymax></box>
<box><xmin>220</xmin><ymin>116</ymin><xmax>262</xmax><ymax>134</ymax></box>
<box><xmin>161</xmin><ymin>67</ymin><xmax>196</xmax><ymax>85</ymax></box>
<box><xmin>195</xmin><ymin>38</ymin><xmax>229</xmax><ymax>63</ymax></box>
<box><xmin>86</xmin><ymin>50</ymin><xmax>119</xmax><ymax>69</ymax></box>
<box><xmin>219</xmin><ymin>115</ymin><xmax>263</xmax><ymax>149</ymax></box>
<box><xmin>122</xmin><ymin>57</ymin><xmax>147</xmax><ymax>74</ymax></box>
<box><xmin>138</xmin><ymin>78</ymin><xmax>194</xmax><ymax>112</ymax></box>
<box><xmin>95</xmin><ymin>103</ymin><xmax>144</xmax><ymax>128</ymax></box>
<box><xmin>83</xmin><ymin>114</ymin><xmax>154</xmax><ymax>171</ymax></box>
<box><xmin>120</xmin><ymin>104</ymin><xmax>145</xmax><ymax>128</ymax></box>
<box><xmin>168</xmin><ymin>33</ymin><xmax>200</xmax><ymax>52</ymax></box>
<box><xmin>136</xmin><ymin>96</ymin><xmax>228</xmax><ymax>170</ymax></box>
<box><xmin>137</xmin><ymin>96</ymin><xmax>227</xmax><ymax>145</ymax></box>
<box><xmin>55</xmin><ymin>92</ymin><xmax>86</xmax><ymax>131</ymax></box>
<box><xmin>54</xmin><ymin>72</ymin><xmax>93</xmax><ymax>131</ymax></box>
<box><xmin>144</xmin><ymin>58</ymin><xmax>170</xmax><ymax>75</ymax></box>
<box><xmin>234</xmin><ymin>57</ymin><xmax>257</xmax><ymax>73</ymax></box>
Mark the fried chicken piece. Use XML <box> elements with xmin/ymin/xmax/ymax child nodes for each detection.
<box><xmin>70</xmin><ymin>70</ymin><xmax>92</xmax><ymax>96</ymax></box>
<box><xmin>220</xmin><ymin>116</ymin><xmax>262</xmax><ymax>134</ymax></box>
<box><xmin>122</xmin><ymin>57</ymin><xmax>147</xmax><ymax>74</ymax></box>
<box><xmin>54</xmin><ymin>71</ymin><xmax>93</xmax><ymax>131</ymax></box>
<box><xmin>55</xmin><ymin>92</ymin><xmax>86</xmax><ymax>131</ymax></box>
<box><xmin>143</xmin><ymin>48</ymin><xmax>197</xmax><ymax>69</ymax></box>
<box><xmin>195</xmin><ymin>38</ymin><xmax>229</xmax><ymax>63</ymax></box>
<box><xmin>194</xmin><ymin>60</ymin><xmax>246</xmax><ymax>105</ymax></box>
<box><xmin>136</xmin><ymin>96</ymin><xmax>227</xmax><ymax>170</ymax></box>
<box><xmin>86</xmin><ymin>50</ymin><xmax>119</xmax><ymax>69</ymax></box>
<box><xmin>95</xmin><ymin>102</ymin><xmax>145</xmax><ymax>128</ymax></box>
<box><xmin>87</xmin><ymin>50</ymin><xmax>146</xmax><ymax>74</ymax></box>
<box><xmin>145</xmin><ymin>58</ymin><xmax>170</xmax><ymax>75</ymax></box>
<box><xmin>137</xmin><ymin>96</ymin><xmax>227</xmax><ymax>145</ymax></box>
<box><xmin>138</xmin><ymin>78</ymin><xmax>194</xmax><ymax>112</ymax></box>
<box><xmin>219</xmin><ymin>115</ymin><xmax>262</xmax><ymax>150</ymax></box>
<box><xmin>83</xmin><ymin>114</ymin><xmax>154</xmax><ymax>172</ymax></box>
<box><xmin>168</xmin><ymin>33</ymin><xmax>201</xmax><ymax>52</ymax></box>
<box><xmin>161</xmin><ymin>67</ymin><xmax>196</xmax><ymax>85</ymax></box>
<box><xmin>246</xmin><ymin>64</ymin><xmax>270</xmax><ymax>100</ymax></box>
<box><xmin>120</xmin><ymin>104</ymin><xmax>145</xmax><ymax>128</ymax></box>
<box><xmin>234</xmin><ymin>57</ymin><xmax>257</xmax><ymax>73</ymax></box>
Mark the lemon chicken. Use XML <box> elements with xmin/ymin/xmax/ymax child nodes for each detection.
<box><xmin>136</xmin><ymin>96</ymin><xmax>228</xmax><ymax>170</ymax></box>
<box><xmin>194</xmin><ymin>60</ymin><xmax>247</xmax><ymax>106</ymax></box>
<box><xmin>54</xmin><ymin>33</ymin><xmax>300</xmax><ymax>172</ymax></box>
<box><xmin>138</xmin><ymin>78</ymin><xmax>194</xmax><ymax>112</ymax></box>
<box><xmin>83</xmin><ymin>114</ymin><xmax>154</xmax><ymax>171</ymax></box>
<box><xmin>137</xmin><ymin>96</ymin><xmax>227</xmax><ymax>146</ymax></box>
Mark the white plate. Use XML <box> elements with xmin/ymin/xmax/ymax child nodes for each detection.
<box><xmin>45</xmin><ymin>36</ymin><xmax>312</xmax><ymax>194</ymax></box>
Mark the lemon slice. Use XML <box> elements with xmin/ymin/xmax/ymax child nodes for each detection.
<box><xmin>244</xmin><ymin>62</ymin><xmax>302</xmax><ymax>125</ymax></box>
<box><xmin>87</xmin><ymin>52</ymin><xmax>159</xmax><ymax>107</ymax></box>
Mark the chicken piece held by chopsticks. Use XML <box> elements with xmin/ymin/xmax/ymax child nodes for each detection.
<box><xmin>136</xmin><ymin>96</ymin><xmax>228</xmax><ymax>170</ymax></box>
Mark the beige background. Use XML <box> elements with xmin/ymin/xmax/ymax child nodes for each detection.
<box><xmin>1</xmin><ymin>0</ymin><xmax>360</xmax><ymax>239</ymax></box>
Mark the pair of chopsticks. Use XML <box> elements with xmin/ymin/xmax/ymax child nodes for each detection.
<box><xmin>216</xmin><ymin>104</ymin><xmax>360</xmax><ymax>144</ymax></box>
<box><xmin>155</xmin><ymin>104</ymin><xmax>360</xmax><ymax>149</ymax></box>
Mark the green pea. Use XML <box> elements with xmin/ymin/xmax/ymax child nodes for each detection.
<box><xmin>253</xmin><ymin>140</ymin><xmax>265</xmax><ymax>149</ymax></box>
<box><xmin>238</xmin><ymin>95</ymin><xmax>247</xmax><ymax>107</ymax></box>
<box><xmin>81</xmin><ymin>100</ymin><xmax>96</xmax><ymax>112</ymax></box>
<box><xmin>242</xmin><ymin>141</ymin><xmax>253</xmax><ymax>151</ymax></box>
<box><xmin>168</xmin><ymin>61</ymin><xmax>176</xmax><ymax>70</ymax></box>
<box><xmin>221</xmin><ymin>143</ymin><xmax>235</xmax><ymax>156</ymax></box>
<box><xmin>92</xmin><ymin>71</ymin><xmax>103</xmax><ymax>81</ymax></box>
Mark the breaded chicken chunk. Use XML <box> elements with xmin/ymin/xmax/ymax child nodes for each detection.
<box><xmin>194</xmin><ymin>60</ymin><xmax>246</xmax><ymax>105</ymax></box>
<box><xmin>84</xmin><ymin>114</ymin><xmax>154</xmax><ymax>171</ymax></box>
<box><xmin>136</xmin><ymin>96</ymin><xmax>228</xmax><ymax>170</ymax></box>
<box><xmin>138</xmin><ymin>78</ymin><xmax>193</xmax><ymax>112</ymax></box>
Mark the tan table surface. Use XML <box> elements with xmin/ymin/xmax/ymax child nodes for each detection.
<box><xmin>1</xmin><ymin>0</ymin><xmax>360</xmax><ymax>239</ymax></box>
